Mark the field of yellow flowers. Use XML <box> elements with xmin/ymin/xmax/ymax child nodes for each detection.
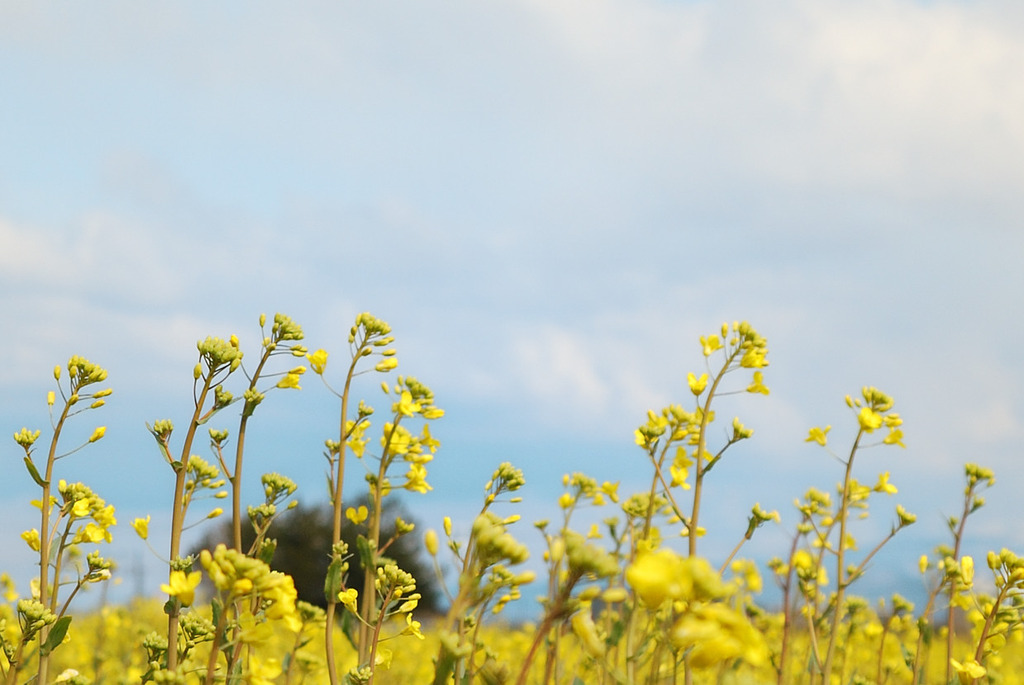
<box><xmin>5</xmin><ymin>312</ymin><xmax>1024</xmax><ymax>685</ymax></box>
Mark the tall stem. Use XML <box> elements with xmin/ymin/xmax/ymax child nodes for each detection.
<box><xmin>358</xmin><ymin>420</ymin><xmax>400</xmax><ymax>663</ymax></box>
<box><xmin>35</xmin><ymin>402</ymin><xmax>71</xmax><ymax>685</ymax></box>
<box><xmin>820</xmin><ymin>430</ymin><xmax>863</xmax><ymax>684</ymax></box>
<box><xmin>232</xmin><ymin>350</ymin><xmax>272</xmax><ymax>552</ymax></box>
<box><xmin>325</xmin><ymin>356</ymin><xmax>359</xmax><ymax>685</ymax></box>
<box><xmin>946</xmin><ymin>484</ymin><xmax>975</xmax><ymax>683</ymax></box>
<box><xmin>166</xmin><ymin>377</ymin><xmax>214</xmax><ymax>672</ymax></box>
<box><xmin>688</xmin><ymin>348</ymin><xmax>737</xmax><ymax>557</ymax></box>
<box><xmin>776</xmin><ymin>530</ymin><xmax>802</xmax><ymax>685</ymax></box>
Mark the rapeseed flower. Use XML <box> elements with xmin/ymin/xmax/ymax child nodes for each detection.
<box><xmin>160</xmin><ymin>570</ymin><xmax>202</xmax><ymax>607</ymax></box>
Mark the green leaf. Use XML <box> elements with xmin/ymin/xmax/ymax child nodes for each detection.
<box><xmin>324</xmin><ymin>557</ymin><xmax>346</xmax><ymax>603</ymax></box>
<box><xmin>23</xmin><ymin>456</ymin><xmax>47</xmax><ymax>488</ymax></box>
<box><xmin>40</xmin><ymin>616</ymin><xmax>71</xmax><ymax>656</ymax></box>
<box><xmin>355</xmin><ymin>534</ymin><xmax>375</xmax><ymax>570</ymax></box>
<box><xmin>211</xmin><ymin>597</ymin><xmax>223</xmax><ymax>629</ymax></box>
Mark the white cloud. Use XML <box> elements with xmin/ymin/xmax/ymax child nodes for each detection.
<box><xmin>510</xmin><ymin>325</ymin><xmax>612</xmax><ymax>421</ymax></box>
<box><xmin>965</xmin><ymin>401</ymin><xmax>1023</xmax><ymax>442</ymax></box>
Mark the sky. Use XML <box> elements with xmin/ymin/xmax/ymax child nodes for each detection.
<box><xmin>2</xmin><ymin>0</ymin><xmax>1023</xmax><ymax>612</ymax></box>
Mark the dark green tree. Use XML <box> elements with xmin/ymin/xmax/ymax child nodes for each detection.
<box><xmin>191</xmin><ymin>496</ymin><xmax>441</xmax><ymax>614</ymax></box>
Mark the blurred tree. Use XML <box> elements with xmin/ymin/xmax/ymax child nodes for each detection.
<box><xmin>191</xmin><ymin>496</ymin><xmax>442</xmax><ymax>614</ymax></box>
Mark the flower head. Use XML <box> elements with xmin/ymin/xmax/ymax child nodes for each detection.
<box><xmin>161</xmin><ymin>570</ymin><xmax>202</xmax><ymax>607</ymax></box>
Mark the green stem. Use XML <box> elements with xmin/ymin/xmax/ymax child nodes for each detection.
<box><xmin>946</xmin><ymin>482</ymin><xmax>976</xmax><ymax>684</ymax></box>
<box><xmin>35</xmin><ymin>400</ymin><xmax>72</xmax><ymax>684</ymax></box>
<box><xmin>776</xmin><ymin>529</ymin><xmax>802</xmax><ymax>685</ymax></box>
<box><xmin>513</xmin><ymin>583</ymin><xmax>574</xmax><ymax>685</ymax></box>
<box><xmin>203</xmin><ymin>601</ymin><xmax>230</xmax><ymax>685</ymax></box>
<box><xmin>820</xmin><ymin>429</ymin><xmax>863</xmax><ymax>685</ymax></box>
<box><xmin>232</xmin><ymin>349</ymin><xmax>272</xmax><ymax>551</ymax></box>
<box><xmin>358</xmin><ymin>420</ymin><xmax>400</xmax><ymax>662</ymax></box>
<box><xmin>325</xmin><ymin>353</ymin><xmax>361</xmax><ymax>685</ymax></box>
<box><xmin>688</xmin><ymin>347</ymin><xmax>738</xmax><ymax>558</ymax></box>
<box><xmin>166</xmin><ymin>375</ymin><xmax>215</xmax><ymax>672</ymax></box>
<box><xmin>365</xmin><ymin>588</ymin><xmax>394</xmax><ymax>685</ymax></box>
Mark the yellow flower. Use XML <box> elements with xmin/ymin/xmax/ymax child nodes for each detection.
<box><xmin>396</xmin><ymin>391</ymin><xmax>421</xmax><ymax>417</ymax></box>
<box><xmin>131</xmin><ymin>518</ymin><xmax>149</xmax><ymax>540</ymax></box>
<box><xmin>671</xmin><ymin>602</ymin><xmax>768</xmax><ymax>668</ymax></box>
<box><xmin>805</xmin><ymin>426</ymin><xmax>830</xmax><ymax>446</ymax></box>
<box><xmin>626</xmin><ymin>549</ymin><xmax>686</xmax><ymax>609</ymax></box>
<box><xmin>345</xmin><ymin>505</ymin><xmax>368</xmax><ymax>524</ymax></box>
<box><xmin>402</xmin><ymin>613</ymin><xmax>425</xmax><ymax>640</ymax></box>
<box><xmin>421</xmin><ymin>424</ymin><xmax>440</xmax><ymax>453</ymax></box>
<box><xmin>700</xmin><ymin>334</ymin><xmax>722</xmax><ymax>356</ymax></box>
<box><xmin>161</xmin><ymin>570</ymin><xmax>202</xmax><ymax>607</ymax></box>
<box><xmin>746</xmin><ymin>371</ymin><xmax>770</xmax><ymax>395</ymax></box>
<box><xmin>47</xmin><ymin>391</ymin><xmax>55</xmax><ymax>406</ymax></box>
<box><xmin>21</xmin><ymin>529</ymin><xmax>41</xmax><ymax>552</ymax></box>
<box><xmin>740</xmin><ymin>348</ymin><xmax>768</xmax><ymax>368</ymax></box>
<box><xmin>883</xmin><ymin>428</ymin><xmax>906</xmax><ymax>447</ymax></box>
<box><xmin>669</xmin><ymin>462</ymin><xmax>691</xmax><ymax>489</ymax></box>
<box><xmin>276</xmin><ymin>372</ymin><xmax>302</xmax><ymax>390</ymax></box>
<box><xmin>338</xmin><ymin>588</ymin><xmax>358</xmax><ymax>612</ymax></box>
<box><xmin>71</xmin><ymin>498</ymin><xmax>91</xmax><ymax>518</ymax></box>
<box><xmin>896</xmin><ymin>505</ymin><xmax>916</xmax><ymax>526</ymax></box>
<box><xmin>874</xmin><ymin>471</ymin><xmax>897</xmax><ymax>495</ymax></box>
<box><xmin>732</xmin><ymin>417</ymin><xmax>753</xmax><ymax>440</ymax></box>
<box><xmin>857</xmin><ymin>407</ymin><xmax>883</xmax><ymax>432</ymax></box>
<box><xmin>919</xmin><ymin>555</ymin><xmax>929</xmax><ymax>574</ymax></box>
<box><xmin>404</xmin><ymin>463</ymin><xmax>432</xmax><ymax>493</ymax></box>
<box><xmin>950</xmin><ymin>657</ymin><xmax>986</xmax><ymax>680</ymax></box>
<box><xmin>306</xmin><ymin>349</ymin><xmax>328</xmax><ymax>375</ymax></box>
<box><xmin>687</xmin><ymin>372</ymin><xmax>708</xmax><ymax>396</ymax></box>
<box><xmin>73</xmin><ymin>522</ymin><xmax>109</xmax><ymax>544</ymax></box>
<box><xmin>88</xmin><ymin>426</ymin><xmax>106</xmax><ymax>443</ymax></box>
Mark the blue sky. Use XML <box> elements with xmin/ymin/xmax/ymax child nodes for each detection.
<box><xmin>2</xmin><ymin>1</ymin><xmax>1023</xmax><ymax>610</ymax></box>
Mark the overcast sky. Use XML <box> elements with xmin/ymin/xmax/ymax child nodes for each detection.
<box><xmin>2</xmin><ymin>1</ymin><xmax>1023</xmax><ymax>609</ymax></box>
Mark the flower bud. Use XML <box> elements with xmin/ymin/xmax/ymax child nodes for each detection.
<box><xmin>602</xmin><ymin>587</ymin><xmax>628</xmax><ymax>603</ymax></box>
<box><xmin>425</xmin><ymin>530</ymin><xmax>438</xmax><ymax>556</ymax></box>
